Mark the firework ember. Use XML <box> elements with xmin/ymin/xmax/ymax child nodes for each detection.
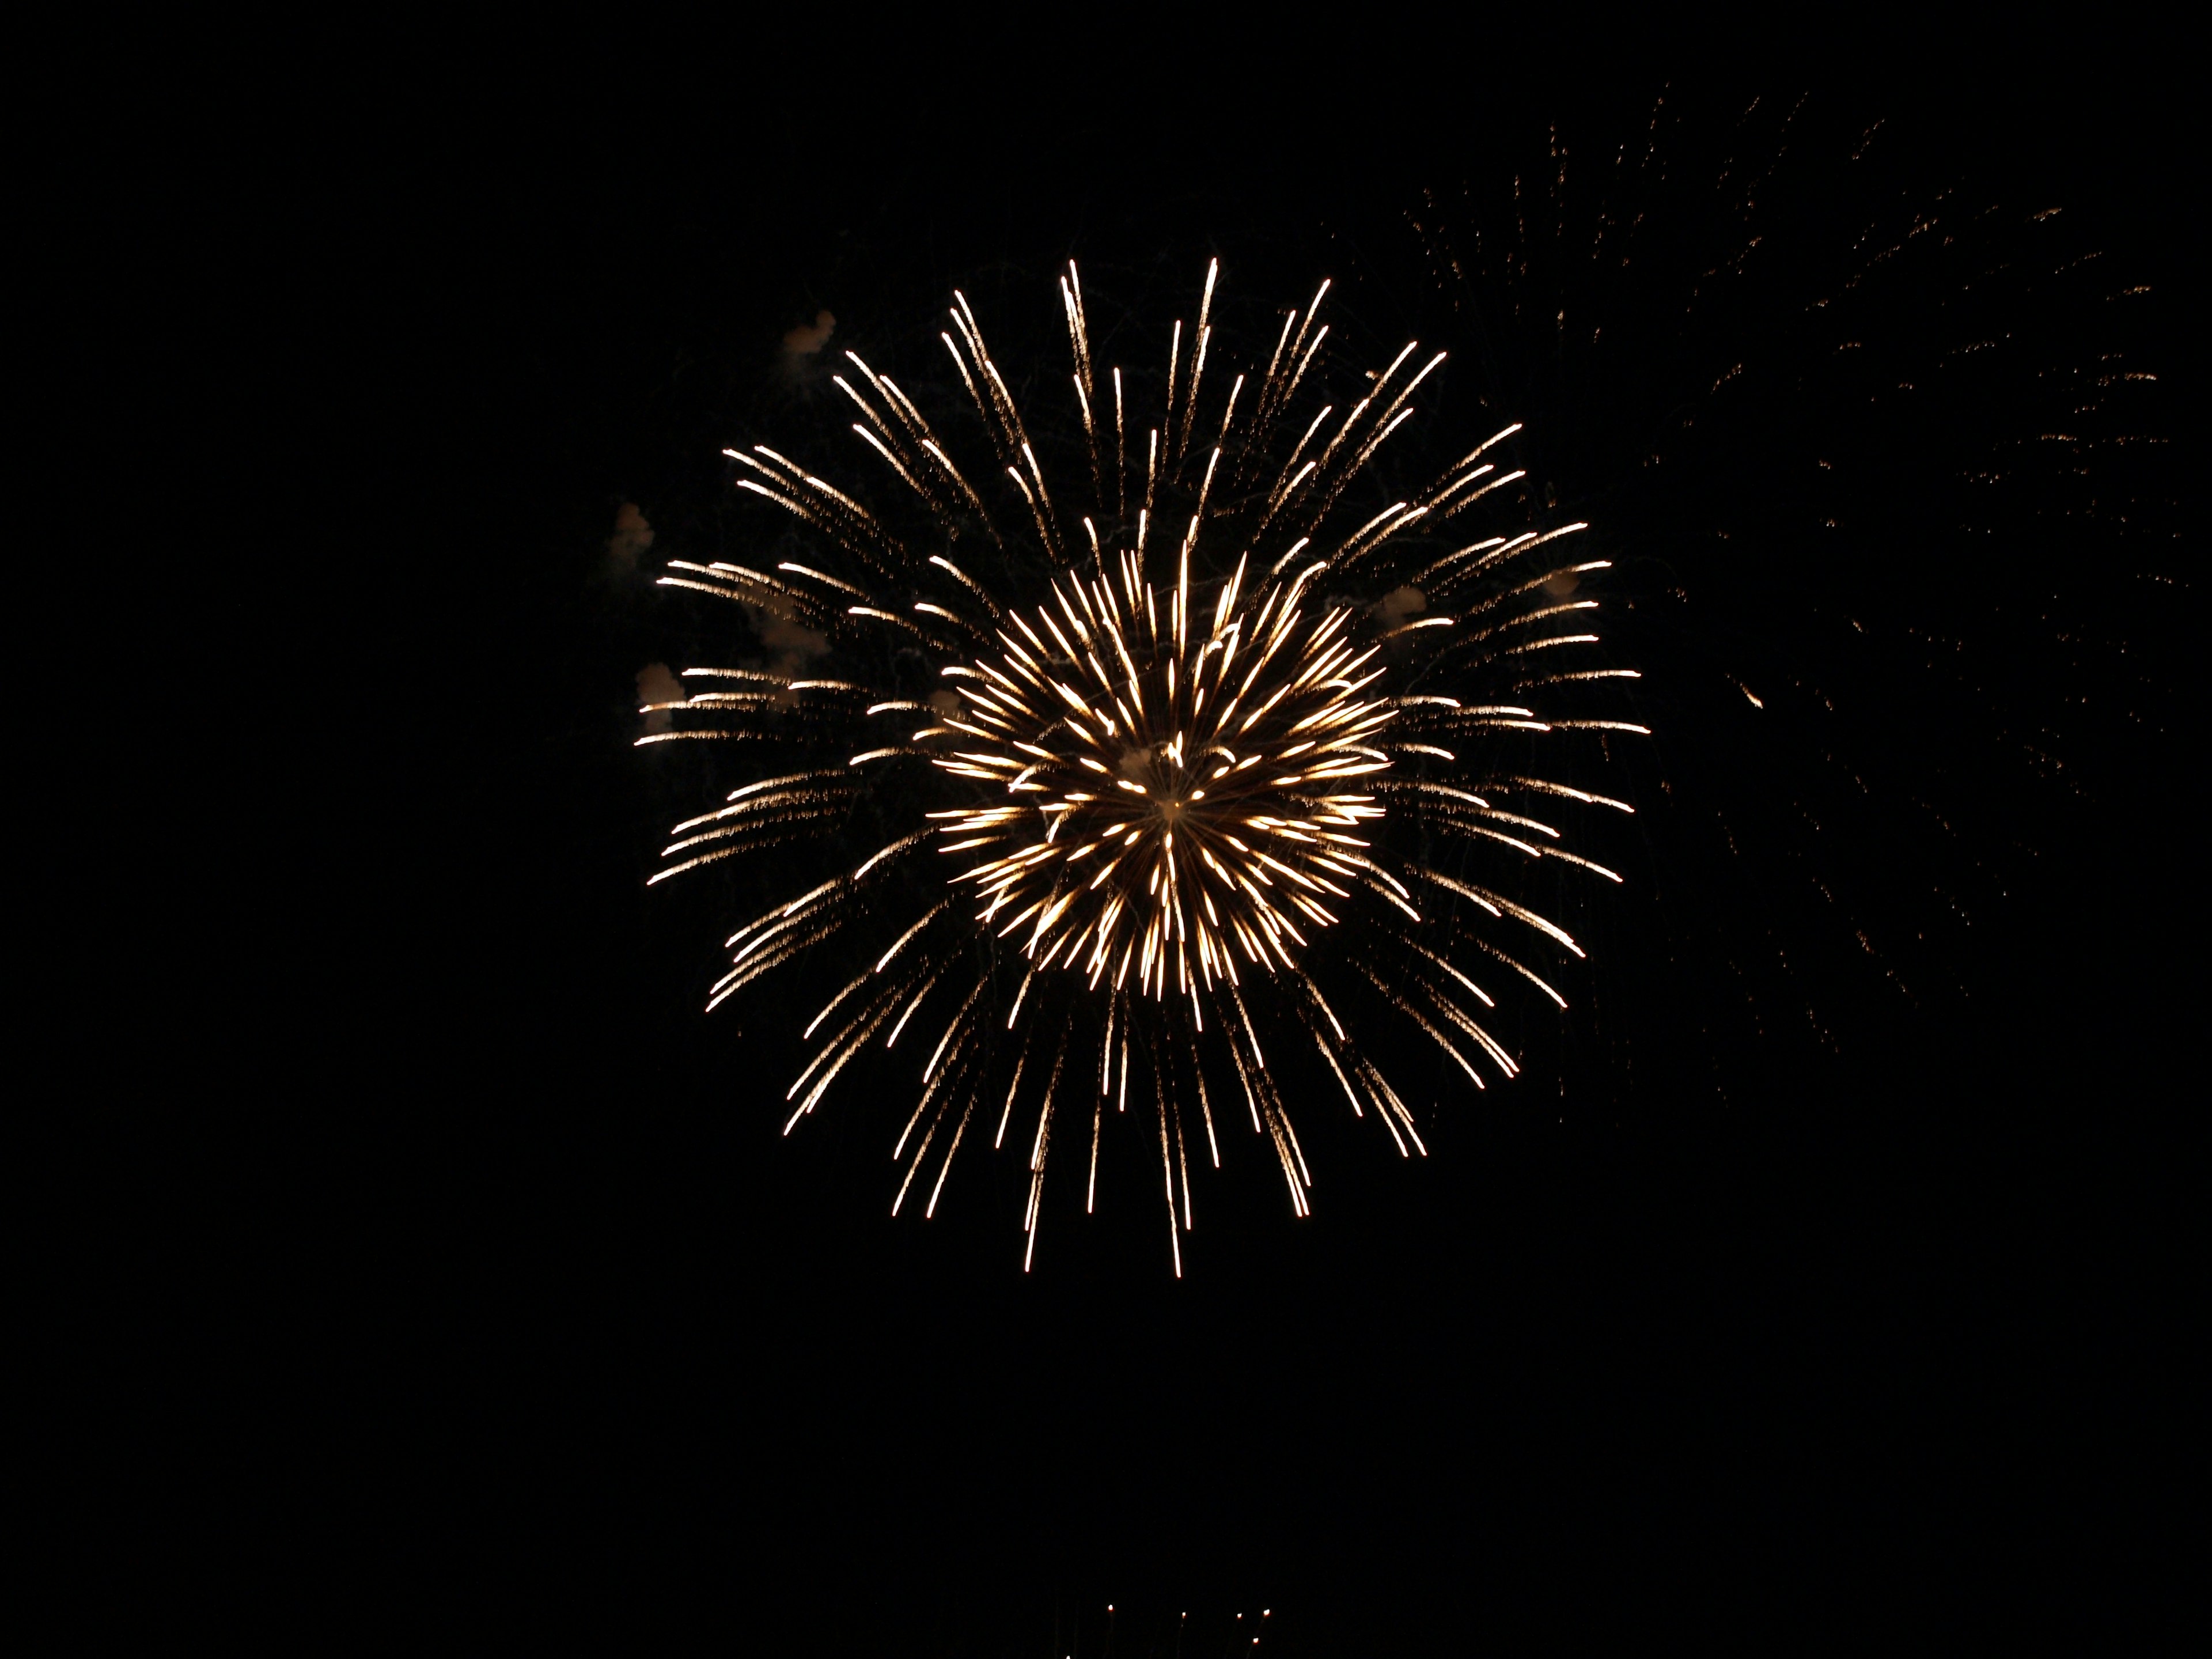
<box><xmin>645</xmin><ymin>262</ymin><xmax>1642</xmax><ymax>1271</ymax></box>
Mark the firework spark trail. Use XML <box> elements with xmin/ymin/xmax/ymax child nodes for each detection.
<box><xmin>647</xmin><ymin>263</ymin><xmax>1643</xmax><ymax>1270</ymax></box>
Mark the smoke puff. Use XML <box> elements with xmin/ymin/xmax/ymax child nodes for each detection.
<box><xmin>607</xmin><ymin>502</ymin><xmax>655</xmax><ymax>568</ymax></box>
<box><xmin>1378</xmin><ymin>585</ymin><xmax>1426</xmax><ymax>623</ymax></box>
<box><xmin>637</xmin><ymin>662</ymin><xmax>686</xmax><ymax>734</ymax></box>
<box><xmin>781</xmin><ymin>310</ymin><xmax>835</xmax><ymax>358</ymax></box>
<box><xmin>755</xmin><ymin>609</ymin><xmax>830</xmax><ymax>672</ymax></box>
<box><xmin>722</xmin><ymin>587</ymin><xmax>831</xmax><ymax>680</ymax></box>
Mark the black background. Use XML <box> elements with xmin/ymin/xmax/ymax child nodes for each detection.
<box><xmin>118</xmin><ymin>34</ymin><xmax>2196</xmax><ymax>1651</ymax></box>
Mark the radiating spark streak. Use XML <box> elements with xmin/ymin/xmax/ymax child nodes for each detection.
<box><xmin>855</xmin><ymin>832</ymin><xmax>928</xmax><ymax>880</ymax></box>
<box><xmin>1355</xmin><ymin>960</ymin><xmax>1483</xmax><ymax>1085</ymax></box>
<box><xmin>1471</xmin><ymin>935</ymin><xmax>1570</xmax><ymax>1007</ymax></box>
<box><xmin>785</xmin><ymin>978</ymin><xmax>907</xmax><ymax>1109</ymax></box>
<box><xmin>1442</xmin><ymin>821</ymin><xmax>1550</xmax><ymax>859</ymax></box>
<box><xmin>893</xmin><ymin>1039</ymin><xmax>965</xmax><ymax>1164</ymax></box>
<box><xmin>1086</xmin><ymin>1071</ymin><xmax>1104</xmax><ymax>1213</ymax></box>
<box><xmin>669</xmin><ymin>786</ymin><xmax>838</xmax><ymax>838</ymax></box>
<box><xmin>1431</xmin><ymin>423</ymin><xmax>1524</xmax><ymax>492</ymax></box>
<box><xmin>1153</xmin><ymin>1039</ymin><xmax>1183</xmax><ymax>1275</ymax></box>
<box><xmin>885</xmin><ymin>960</ymin><xmax>951</xmax><ymax>1047</ymax></box>
<box><xmin>1433</xmin><ymin>468</ymin><xmax>1530</xmax><ymax>527</ymax></box>
<box><xmin>1308</xmin><ymin>1020</ymin><xmax>1366</xmax><ymax>1118</ymax></box>
<box><xmin>1278</xmin><ymin>319</ymin><xmax>1331</xmax><ymax>434</ymax></box>
<box><xmin>994</xmin><ymin>1040</ymin><xmax>1031</xmax><ymax>1149</ymax></box>
<box><xmin>1164</xmin><ymin>319</ymin><xmax>1183</xmax><ymax>463</ymax></box>
<box><xmin>1240</xmin><ymin>308</ymin><xmax>1300</xmax><ymax>487</ymax></box>
<box><xmin>1411</xmin><ymin>865</ymin><xmax>1584</xmax><ymax>955</ymax></box>
<box><xmin>1192</xmin><ymin>1066</ymin><xmax>1220</xmax><ymax>1167</ymax></box>
<box><xmin>1366</xmin><ymin>1072</ymin><xmax>1410</xmax><ymax>1153</ymax></box>
<box><xmin>1005</xmin><ymin>967</ymin><xmax>1035</xmax><ymax>1027</ymax></box>
<box><xmin>1543</xmin><ymin>847</ymin><xmax>1624</xmax><ymax>881</ymax></box>
<box><xmin>941</xmin><ymin>328</ymin><xmax>990</xmax><ymax>436</ymax></box>
<box><xmin>875</xmin><ymin>901</ymin><xmax>950</xmax><ymax>973</ymax></box>
<box><xmin>1518</xmin><ymin>671</ymin><xmax>1643</xmax><ymax>691</ymax></box>
<box><xmin>1495</xmin><ymin>632</ymin><xmax>1599</xmax><ymax>657</ymax></box>
<box><xmin>1422</xmin><ymin>982</ymin><xmax>1518</xmax><ymax>1075</ymax></box>
<box><xmin>1396</xmin><ymin>933</ymin><xmax>1495</xmax><ymax>1007</ymax></box>
<box><xmin>778</xmin><ymin>560</ymin><xmax>868</xmax><ymax>598</ymax></box>
<box><xmin>1270</xmin><ymin>406</ymin><xmax>1337</xmax><ymax>507</ymax></box>
<box><xmin>924</xmin><ymin>979</ymin><xmax>987</xmax><ymax>1081</ymax></box>
<box><xmin>1457</xmin><ymin>562</ymin><xmax>1614</xmax><ymax>622</ymax></box>
<box><xmin>652</xmin><ymin>571</ymin><xmax>801</xmax><ymax>612</ymax></box>
<box><xmin>1170</xmin><ymin>1049</ymin><xmax>1195</xmax><ymax>1228</ymax></box>
<box><xmin>1464</xmin><ymin>805</ymin><xmax>1555</xmax><ymax>836</ymax></box>
<box><xmin>1109</xmin><ymin>366</ymin><xmax>1127</xmax><ymax>516</ymax></box>
<box><xmin>924</xmin><ymin>1089</ymin><xmax>979</xmax><ymax>1219</ymax></box>
<box><xmin>1464</xmin><ymin>601</ymin><xmax>1600</xmax><ymax>642</ymax></box>
<box><xmin>1029</xmin><ymin>1035</ymin><xmax>1067</xmax><ymax>1172</ymax></box>
<box><xmin>645</xmin><ymin>837</ymin><xmax>763</xmax><ymax>881</ymax></box>
<box><xmin>703</xmin><ymin>922</ymin><xmax>838</xmax><ymax>1012</ymax></box>
<box><xmin>1361</xmin><ymin>1059</ymin><xmax>1426</xmax><ymax>1156</ymax></box>
<box><xmin>1493</xmin><ymin>777</ymin><xmax>1636</xmax><ymax>813</ymax></box>
<box><xmin>681</xmin><ymin>667</ymin><xmax>791</xmax><ymax>685</ymax></box>
<box><xmin>722</xmin><ymin>900</ymin><xmax>832</xmax><ymax>968</ymax></box>
<box><xmin>806</xmin><ymin>973</ymin><xmax>870</xmax><ymax>1039</ymax></box>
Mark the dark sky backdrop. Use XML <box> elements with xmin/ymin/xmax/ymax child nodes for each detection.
<box><xmin>173</xmin><ymin>46</ymin><xmax>2195</xmax><ymax>1651</ymax></box>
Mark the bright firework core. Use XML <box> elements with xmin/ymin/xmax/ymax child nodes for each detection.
<box><xmin>937</xmin><ymin>547</ymin><xmax>1401</xmax><ymax>1007</ymax></box>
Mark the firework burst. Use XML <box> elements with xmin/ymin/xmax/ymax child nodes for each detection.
<box><xmin>644</xmin><ymin>262</ymin><xmax>1642</xmax><ymax>1270</ymax></box>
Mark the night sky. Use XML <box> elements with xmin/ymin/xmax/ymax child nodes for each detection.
<box><xmin>157</xmin><ymin>53</ymin><xmax>2192</xmax><ymax>1650</ymax></box>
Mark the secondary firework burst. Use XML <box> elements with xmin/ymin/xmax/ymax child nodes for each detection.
<box><xmin>643</xmin><ymin>261</ymin><xmax>1643</xmax><ymax>1271</ymax></box>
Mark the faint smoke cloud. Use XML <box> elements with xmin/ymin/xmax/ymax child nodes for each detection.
<box><xmin>781</xmin><ymin>309</ymin><xmax>836</xmax><ymax>361</ymax></box>
<box><xmin>748</xmin><ymin>600</ymin><xmax>831</xmax><ymax>682</ymax></box>
<box><xmin>1378</xmin><ymin>585</ymin><xmax>1426</xmax><ymax>624</ymax></box>
<box><xmin>710</xmin><ymin>584</ymin><xmax>831</xmax><ymax>699</ymax></box>
<box><xmin>637</xmin><ymin>662</ymin><xmax>686</xmax><ymax>734</ymax></box>
<box><xmin>607</xmin><ymin>502</ymin><xmax>655</xmax><ymax>569</ymax></box>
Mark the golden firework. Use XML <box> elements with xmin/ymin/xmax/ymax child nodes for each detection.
<box><xmin>645</xmin><ymin>262</ymin><xmax>1642</xmax><ymax>1271</ymax></box>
